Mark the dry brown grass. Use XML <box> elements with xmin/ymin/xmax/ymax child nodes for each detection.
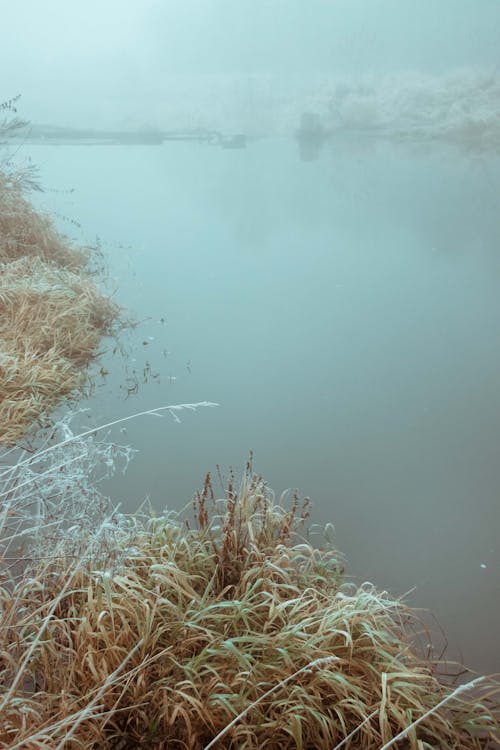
<box><xmin>0</xmin><ymin>172</ymin><xmax>122</xmax><ymax>445</ymax></box>
<box><xmin>0</xmin><ymin>172</ymin><xmax>88</xmax><ymax>270</ymax></box>
<box><xmin>0</xmin><ymin>462</ymin><xmax>498</xmax><ymax>749</ymax></box>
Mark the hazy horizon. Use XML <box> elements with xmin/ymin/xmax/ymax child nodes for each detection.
<box><xmin>3</xmin><ymin>0</ymin><xmax>500</xmax><ymax>130</ymax></box>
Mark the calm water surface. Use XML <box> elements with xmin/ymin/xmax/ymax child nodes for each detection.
<box><xmin>31</xmin><ymin>138</ymin><xmax>500</xmax><ymax>675</ymax></box>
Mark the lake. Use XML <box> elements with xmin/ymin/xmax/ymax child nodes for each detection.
<box><xmin>30</xmin><ymin>136</ymin><xmax>500</xmax><ymax>675</ymax></box>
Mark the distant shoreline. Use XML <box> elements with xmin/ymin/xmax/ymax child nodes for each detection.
<box><xmin>11</xmin><ymin>124</ymin><xmax>246</xmax><ymax>147</ymax></box>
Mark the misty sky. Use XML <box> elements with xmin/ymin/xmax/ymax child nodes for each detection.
<box><xmin>3</xmin><ymin>0</ymin><xmax>500</xmax><ymax>128</ymax></box>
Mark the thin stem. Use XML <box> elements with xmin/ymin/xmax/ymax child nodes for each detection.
<box><xmin>378</xmin><ymin>676</ymin><xmax>487</xmax><ymax>750</ymax></box>
<box><xmin>0</xmin><ymin>401</ymin><xmax>219</xmax><ymax>480</ymax></box>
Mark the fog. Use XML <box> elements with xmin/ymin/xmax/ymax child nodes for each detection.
<box><xmin>3</xmin><ymin>0</ymin><xmax>500</xmax><ymax>678</ymax></box>
<box><xmin>3</xmin><ymin>1</ymin><xmax>500</xmax><ymax>128</ymax></box>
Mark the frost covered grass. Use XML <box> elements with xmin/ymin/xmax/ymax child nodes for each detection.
<box><xmin>0</xmin><ymin>169</ymin><xmax>123</xmax><ymax>446</ymax></box>
<box><xmin>323</xmin><ymin>69</ymin><xmax>500</xmax><ymax>148</ymax></box>
<box><xmin>0</xmin><ymin>431</ymin><xmax>499</xmax><ymax>749</ymax></box>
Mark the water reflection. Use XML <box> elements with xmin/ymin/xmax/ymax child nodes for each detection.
<box><xmin>296</xmin><ymin>112</ymin><xmax>328</xmax><ymax>161</ymax></box>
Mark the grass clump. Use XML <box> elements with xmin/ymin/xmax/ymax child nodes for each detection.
<box><xmin>0</xmin><ymin>452</ymin><xmax>498</xmax><ymax>749</ymax></box>
<box><xmin>0</xmin><ymin>170</ymin><xmax>122</xmax><ymax>445</ymax></box>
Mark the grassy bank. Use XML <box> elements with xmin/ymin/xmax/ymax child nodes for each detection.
<box><xmin>0</xmin><ymin>169</ymin><xmax>121</xmax><ymax>445</ymax></box>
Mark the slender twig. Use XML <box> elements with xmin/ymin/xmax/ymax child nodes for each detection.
<box><xmin>0</xmin><ymin>402</ymin><xmax>219</xmax><ymax>481</ymax></box>
<box><xmin>330</xmin><ymin>709</ymin><xmax>378</xmax><ymax>750</ymax></box>
<box><xmin>378</xmin><ymin>676</ymin><xmax>487</xmax><ymax>750</ymax></box>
